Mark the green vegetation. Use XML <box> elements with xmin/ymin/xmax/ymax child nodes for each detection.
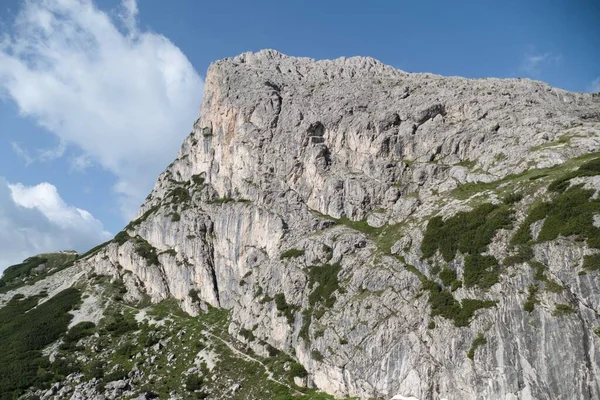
<box><xmin>513</xmin><ymin>186</ymin><xmax>600</xmax><ymax>250</ymax></box>
<box><xmin>300</xmin><ymin>264</ymin><xmax>342</xmax><ymax>343</ymax></box>
<box><xmin>0</xmin><ymin>288</ymin><xmax>81</xmax><ymax>398</ymax></box>
<box><xmin>191</xmin><ymin>174</ymin><xmax>205</xmax><ymax>186</ymax></box>
<box><xmin>307</xmin><ymin>264</ymin><xmax>342</xmax><ymax>309</ymax></box>
<box><xmin>171</xmin><ymin>212</ymin><xmax>181</xmax><ymax>222</ymax></box>
<box><xmin>421</xmin><ymin>203</ymin><xmax>512</xmax><ymax>261</ymax></box>
<box><xmin>209</xmin><ymin>197</ymin><xmax>235</xmax><ymax>204</ymax></box>
<box><xmin>280</xmin><ymin>249</ymin><xmax>305</xmax><ymax>259</ymax></box>
<box><xmin>548</xmin><ymin>156</ymin><xmax>600</xmax><ymax>193</ymax></box>
<box><xmin>523</xmin><ymin>284</ymin><xmax>539</xmax><ymax>313</ymax></box>
<box><xmin>321</xmin><ymin>213</ymin><xmax>407</xmax><ymax>255</ymax></box>
<box><xmin>452</xmin><ymin>152</ymin><xmax>600</xmax><ymax>201</ymax></box>
<box><xmin>502</xmin><ymin>192</ymin><xmax>524</xmax><ymax>205</ymax></box>
<box><xmin>124</xmin><ymin>205</ymin><xmax>160</xmax><ymax>231</ymax></box>
<box><xmin>530</xmin><ymin>133</ymin><xmax>577</xmax><ymax>151</ymax></box>
<box><xmin>166</xmin><ymin>187</ymin><xmax>191</xmax><ymax>204</ymax></box>
<box><xmin>0</xmin><ymin>253</ymin><xmax>78</xmax><ymax>293</ymax></box>
<box><xmin>455</xmin><ymin>159</ymin><xmax>477</xmax><ymax>169</ymax></box>
<box><xmin>552</xmin><ymin>303</ymin><xmax>576</xmax><ymax>316</ymax></box>
<box><xmin>463</xmin><ymin>254</ymin><xmax>501</xmax><ymax>289</ymax></box>
<box><xmin>467</xmin><ymin>333</ymin><xmax>487</xmax><ymax>360</ymax></box>
<box><xmin>62</xmin><ymin>322</ymin><xmax>96</xmax><ymax>347</ymax></box>
<box><xmin>311</xmin><ymin>350</ymin><xmax>324</xmax><ymax>362</ymax></box>
<box><xmin>274</xmin><ymin>293</ymin><xmax>298</xmax><ymax>324</ymax></box>
<box><xmin>78</xmin><ymin>240</ymin><xmax>111</xmax><ymax>260</ymax></box>
<box><xmin>113</xmin><ymin>230</ymin><xmax>130</xmax><ymax>246</ymax></box>
<box><xmin>438</xmin><ymin>267</ymin><xmax>463</xmax><ymax>291</ymax></box>
<box><xmin>132</xmin><ymin>236</ymin><xmax>159</xmax><ymax>265</ymax></box>
<box><xmin>583</xmin><ymin>254</ymin><xmax>600</xmax><ymax>271</ymax></box>
<box><xmin>421</xmin><ymin>279</ymin><xmax>496</xmax><ymax>327</ymax></box>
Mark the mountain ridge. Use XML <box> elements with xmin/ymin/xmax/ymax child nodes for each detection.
<box><xmin>2</xmin><ymin>50</ymin><xmax>600</xmax><ymax>399</ymax></box>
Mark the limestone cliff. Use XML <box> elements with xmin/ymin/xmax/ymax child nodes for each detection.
<box><xmin>74</xmin><ymin>50</ymin><xmax>600</xmax><ymax>399</ymax></box>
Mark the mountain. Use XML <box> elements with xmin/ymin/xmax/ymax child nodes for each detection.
<box><xmin>2</xmin><ymin>49</ymin><xmax>600</xmax><ymax>400</ymax></box>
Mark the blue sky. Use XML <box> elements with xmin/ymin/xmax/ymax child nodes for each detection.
<box><xmin>0</xmin><ymin>0</ymin><xmax>598</xmax><ymax>270</ymax></box>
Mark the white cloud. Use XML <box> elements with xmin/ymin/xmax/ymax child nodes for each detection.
<box><xmin>0</xmin><ymin>0</ymin><xmax>204</xmax><ymax>219</ymax></box>
<box><xmin>520</xmin><ymin>52</ymin><xmax>561</xmax><ymax>77</ymax></box>
<box><xmin>0</xmin><ymin>178</ymin><xmax>111</xmax><ymax>272</ymax></box>
<box><xmin>590</xmin><ymin>77</ymin><xmax>600</xmax><ymax>93</ymax></box>
<box><xmin>11</xmin><ymin>141</ymin><xmax>34</xmax><ymax>165</ymax></box>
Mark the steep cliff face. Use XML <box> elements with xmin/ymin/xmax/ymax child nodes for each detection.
<box><xmin>79</xmin><ymin>50</ymin><xmax>600</xmax><ymax>399</ymax></box>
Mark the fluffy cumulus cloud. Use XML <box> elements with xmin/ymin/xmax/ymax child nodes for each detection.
<box><xmin>0</xmin><ymin>0</ymin><xmax>204</xmax><ymax>219</ymax></box>
<box><xmin>0</xmin><ymin>178</ymin><xmax>111</xmax><ymax>272</ymax></box>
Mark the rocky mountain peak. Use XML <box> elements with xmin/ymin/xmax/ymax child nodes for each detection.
<box><xmin>2</xmin><ymin>51</ymin><xmax>600</xmax><ymax>399</ymax></box>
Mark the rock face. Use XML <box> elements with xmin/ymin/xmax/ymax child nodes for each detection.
<box><xmin>79</xmin><ymin>50</ymin><xmax>600</xmax><ymax>399</ymax></box>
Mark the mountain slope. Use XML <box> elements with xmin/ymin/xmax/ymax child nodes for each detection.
<box><xmin>3</xmin><ymin>50</ymin><xmax>600</xmax><ymax>400</ymax></box>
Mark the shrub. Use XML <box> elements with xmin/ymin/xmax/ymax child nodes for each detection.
<box><xmin>289</xmin><ymin>361</ymin><xmax>308</xmax><ymax>378</ymax></box>
<box><xmin>439</xmin><ymin>268</ymin><xmax>457</xmax><ymax>286</ymax></box>
<box><xmin>167</xmin><ymin>187</ymin><xmax>191</xmax><ymax>204</ymax></box>
<box><xmin>503</xmin><ymin>192</ymin><xmax>524</xmax><ymax>205</ymax></box>
<box><xmin>552</xmin><ymin>303</ymin><xmax>576</xmax><ymax>316</ymax></box>
<box><xmin>191</xmin><ymin>174</ymin><xmax>205</xmax><ymax>186</ymax></box>
<box><xmin>510</xmin><ymin>203</ymin><xmax>550</xmax><ymax>246</ymax></box>
<box><xmin>239</xmin><ymin>328</ymin><xmax>255</xmax><ymax>342</ymax></box>
<box><xmin>583</xmin><ymin>254</ymin><xmax>600</xmax><ymax>271</ymax></box>
<box><xmin>113</xmin><ymin>231</ymin><xmax>130</xmax><ymax>246</ymax></box>
<box><xmin>467</xmin><ymin>333</ymin><xmax>487</xmax><ymax>360</ymax></box>
<box><xmin>274</xmin><ymin>293</ymin><xmax>297</xmax><ymax>324</ymax></box>
<box><xmin>280</xmin><ymin>249</ymin><xmax>305</xmax><ymax>259</ymax></box>
<box><xmin>185</xmin><ymin>374</ymin><xmax>204</xmax><ymax>391</ymax></box>
<box><xmin>421</xmin><ymin>203</ymin><xmax>512</xmax><ymax>261</ymax></box>
<box><xmin>523</xmin><ymin>284</ymin><xmax>538</xmax><ymax>312</ymax></box>
<box><xmin>0</xmin><ymin>289</ymin><xmax>81</xmax><ymax>397</ymax></box>
<box><xmin>311</xmin><ymin>350</ymin><xmax>324</xmax><ymax>362</ymax></box>
<box><xmin>103</xmin><ymin>312</ymin><xmax>138</xmax><ymax>336</ymax></box>
<box><xmin>548</xmin><ymin>157</ymin><xmax>600</xmax><ymax>193</ymax></box>
<box><xmin>133</xmin><ymin>236</ymin><xmax>159</xmax><ymax>266</ymax></box>
<box><xmin>464</xmin><ymin>254</ymin><xmax>500</xmax><ymax>289</ymax></box>
<box><xmin>307</xmin><ymin>264</ymin><xmax>341</xmax><ymax>309</ymax></box>
<box><xmin>422</xmin><ymin>280</ymin><xmax>496</xmax><ymax>327</ymax></box>
<box><xmin>63</xmin><ymin>321</ymin><xmax>96</xmax><ymax>343</ymax></box>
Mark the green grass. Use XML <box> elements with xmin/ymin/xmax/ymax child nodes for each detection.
<box><xmin>530</xmin><ymin>133</ymin><xmax>578</xmax><ymax>151</ymax></box>
<box><xmin>421</xmin><ymin>203</ymin><xmax>512</xmax><ymax>262</ymax></box>
<box><xmin>452</xmin><ymin>152</ymin><xmax>600</xmax><ymax>201</ymax></box>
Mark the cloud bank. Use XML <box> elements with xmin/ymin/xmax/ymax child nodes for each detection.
<box><xmin>0</xmin><ymin>178</ymin><xmax>111</xmax><ymax>272</ymax></box>
<box><xmin>0</xmin><ymin>0</ymin><xmax>204</xmax><ymax>219</ymax></box>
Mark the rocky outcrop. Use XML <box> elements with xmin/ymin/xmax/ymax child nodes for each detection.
<box><xmin>78</xmin><ymin>50</ymin><xmax>600</xmax><ymax>399</ymax></box>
